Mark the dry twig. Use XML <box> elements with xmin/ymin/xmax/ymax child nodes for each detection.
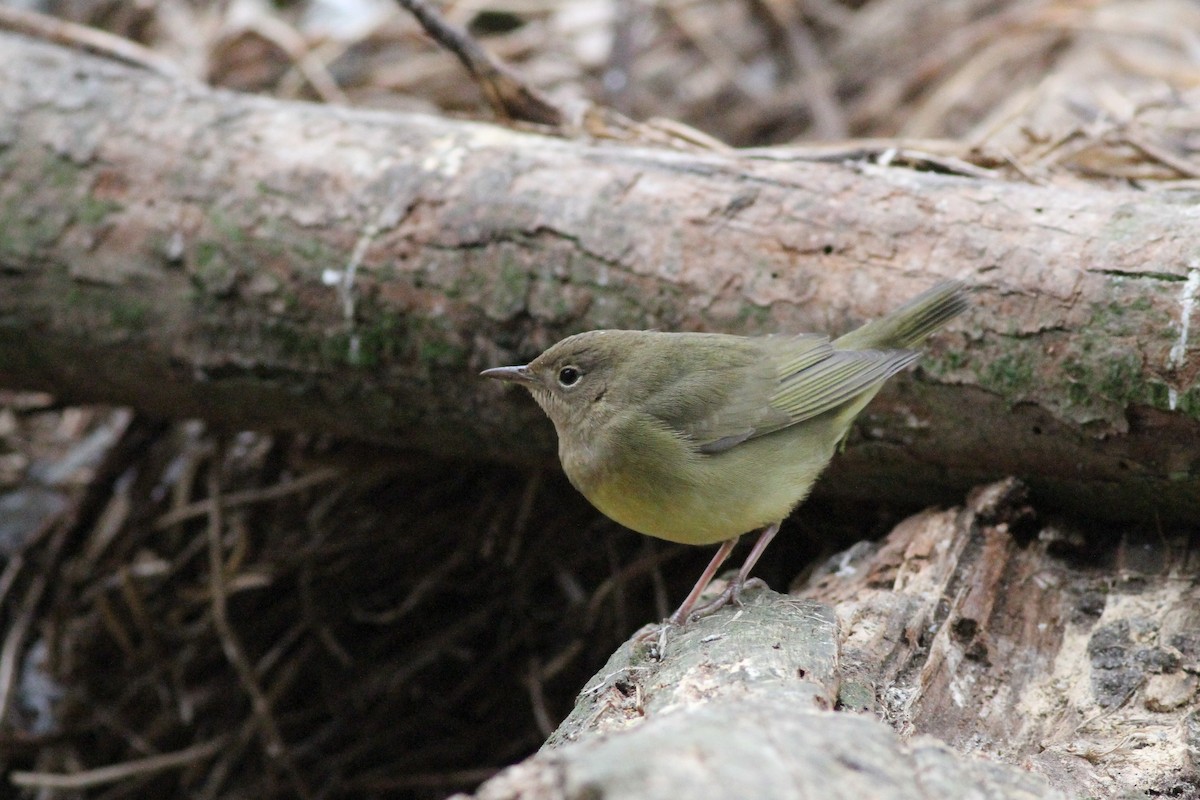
<box><xmin>204</xmin><ymin>444</ymin><xmax>312</xmax><ymax>799</ymax></box>
<box><xmin>10</xmin><ymin>739</ymin><xmax>224</xmax><ymax>790</ymax></box>
<box><xmin>394</xmin><ymin>0</ymin><xmax>563</xmax><ymax>125</ymax></box>
<box><xmin>0</xmin><ymin>5</ymin><xmax>184</xmax><ymax>78</ymax></box>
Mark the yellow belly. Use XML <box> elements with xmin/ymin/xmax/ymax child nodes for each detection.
<box><xmin>573</xmin><ymin>424</ymin><xmax>837</xmax><ymax>545</ymax></box>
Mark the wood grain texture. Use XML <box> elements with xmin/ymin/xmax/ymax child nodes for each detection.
<box><xmin>0</xmin><ymin>34</ymin><xmax>1198</xmax><ymax>520</ymax></box>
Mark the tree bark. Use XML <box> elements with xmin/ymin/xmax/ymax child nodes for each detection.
<box><xmin>456</xmin><ymin>480</ymin><xmax>1200</xmax><ymax>800</ymax></box>
<box><xmin>0</xmin><ymin>33</ymin><xmax>1198</xmax><ymax>520</ymax></box>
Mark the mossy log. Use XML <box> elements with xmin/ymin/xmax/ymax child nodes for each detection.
<box><xmin>0</xmin><ymin>34</ymin><xmax>1198</xmax><ymax>521</ymax></box>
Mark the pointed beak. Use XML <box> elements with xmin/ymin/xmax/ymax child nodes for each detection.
<box><xmin>480</xmin><ymin>365</ymin><xmax>536</xmax><ymax>386</ymax></box>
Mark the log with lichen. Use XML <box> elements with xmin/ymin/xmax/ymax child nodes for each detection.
<box><xmin>0</xmin><ymin>34</ymin><xmax>1198</xmax><ymax>523</ymax></box>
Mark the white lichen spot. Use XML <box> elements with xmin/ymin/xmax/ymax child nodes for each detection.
<box><xmin>166</xmin><ymin>229</ymin><xmax>185</xmax><ymax>262</ymax></box>
<box><xmin>466</xmin><ymin>124</ymin><xmax>530</xmax><ymax>149</ymax></box>
<box><xmin>1167</xmin><ymin>261</ymin><xmax>1200</xmax><ymax>410</ymax></box>
<box><xmin>420</xmin><ymin>135</ymin><xmax>467</xmax><ymax>177</ymax></box>
<box><xmin>949</xmin><ymin>669</ymin><xmax>975</xmax><ymax>708</ymax></box>
<box><xmin>325</xmin><ymin>219</ymin><xmax>381</xmax><ymax>364</ymax></box>
<box><xmin>897</xmin><ymin>406</ymin><xmax>931</xmax><ymax>429</ymax></box>
<box><xmin>832</xmin><ymin>547</ymin><xmax>862</xmax><ymax>578</ymax></box>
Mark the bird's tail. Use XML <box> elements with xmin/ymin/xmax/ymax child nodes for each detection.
<box><xmin>833</xmin><ymin>280</ymin><xmax>969</xmax><ymax>351</ymax></box>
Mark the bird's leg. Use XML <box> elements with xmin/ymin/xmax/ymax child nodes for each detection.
<box><xmin>665</xmin><ymin>536</ymin><xmax>740</xmax><ymax>626</ymax></box>
<box><xmin>686</xmin><ymin>522</ymin><xmax>780</xmax><ymax>621</ymax></box>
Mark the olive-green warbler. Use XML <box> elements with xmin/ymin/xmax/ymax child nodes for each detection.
<box><xmin>482</xmin><ymin>281</ymin><xmax>968</xmax><ymax>624</ymax></box>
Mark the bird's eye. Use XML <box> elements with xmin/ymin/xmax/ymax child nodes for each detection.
<box><xmin>557</xmin><ymin>366</ymin><xmax>582</xmax><ymax>387</ymax></box>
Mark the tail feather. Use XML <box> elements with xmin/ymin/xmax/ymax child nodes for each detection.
<box><xmin>833</xmin><ymin>280</ymin><xmax>969</xmax><ymax>351</ymax></box>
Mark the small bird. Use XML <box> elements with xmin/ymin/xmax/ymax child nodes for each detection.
<box><xmin>482</xmin><ymin>281</ymin><xmax>968</xmax><ymax>625</ymax></box>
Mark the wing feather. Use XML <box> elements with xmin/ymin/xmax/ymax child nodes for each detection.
<box><xmin>636</xmin><ymin>333</ymin><xmax>918</xmax><ymax>455</ymax></box>
<box><xmin>770</xmin><ymin>348</ymin><xmax>919</xmax><ymax>423</ymax></box>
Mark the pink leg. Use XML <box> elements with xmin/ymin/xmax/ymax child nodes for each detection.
<box><xmin>666</xmin><ymin>536</ymin><xmax>739</xmax><ymax>626</ymax></box>
<box><xmin>687</xmin><ymin>522</ymin><xmax>780</xmax><ymax>620</ymax></box>
<box><xmin>732</xmin><ymin>522</ymin><xmax>780</xmax><ymax>587</ymax></box>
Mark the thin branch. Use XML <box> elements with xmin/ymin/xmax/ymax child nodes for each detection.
<box><xmin>0</xmin><ymin>571</ymin><xmax>45</xmax><ymax>727</ymax></box>
<box><xmin>10</xmin><ymin>739</ymin><xmax>224</xmax><ymax>790</ymax></box>
<box><xmin>205</xmin><ymin>444</ymin><xmax>312</xmax><ymax>800</ymax></box>
<box><xmin>394</xmin><ymin>0</ymin><xmax>563</xmax><ymax>126</ymax></box>
<box><xmin>154</xmin><ymin>466</ymin><xmax>340</xmax><ymax>530</ymax></box>
<box><xmin>0</xmin><ymin>5</ymin><xmax>184</xmax><ymax>78</ymax></box>
<box><xmin>0</xmin><ymin>509</ymin><xmax>71</xmax><ymax>727</ymax></box>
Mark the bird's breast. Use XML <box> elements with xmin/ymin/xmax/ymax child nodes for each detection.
<box><xmin>560</xmin><ymin>424</ymin><xmax>834</xmax><ymax>546</ymax></box>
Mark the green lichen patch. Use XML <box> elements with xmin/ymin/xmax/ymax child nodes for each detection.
<box><xmin>1086</xmin><ymin>276</ymin><xmax>1178</xmax><ymax>344</ymax></box>
<box><xmin>336</xmin><ymin>311</ymin><xmax>407</xmax><ymax>369</ymax></box>
<box><xmin>1170</xmin><ymin>385</ymin><xmax>1200</xmax><ymax>419</ymax></box>
<box><xmin>487</xmin><ymin>249</ymin><xmax>532</xmax><ymax>321</ymax></box>
<box><xmin>979</xmin><ymin>349</ymin><xmax>1037</xmax><ymax>397</ymax></box>
<box><xmin>76</xmin><ymin>196</ymin><xmax>123</xmax><ymax>226</ymax></box>
<box><xmin>0</xmin><ymin>197</ymin><xmax>72</xmax><ymax>260</ymax></box>
<box><xmin>418</xmin><ymin>337</ymin><xmax>468</xmax><ymax>369</ymax></box>
<box><xmin>58</xmin><ymin>283</ymin><xmax>157</xmax><ymax>340</ymax></box>
<box><xmin>108</xmin><ymin>298</ymin><xmax>151</xmax><ymax>331</ymax></box>
<box><xmin>959</xmin><ymin>324</ymin><xmax>1193</xmax><ymax>431</ymax></box>
<box><xmin>272</xmin><ymin>305</ymin><xmax>472</xmax><ymax>374</ymax></box>
<box><xmin>207</xmin><ymin>208</ymin><xmax>248</xmax><ymax>246</ymax></box>
<box><xmin>1059</xmin><ymin>351</ymin><xmax>1137</xmax><ymax>413</ymax></box>
<box><xmin>190</xmin><ymin>241</ymin><xmax>239</xmax><ymax>296</ymax></box>
<box><xmin>1096</xmin><ymin>351</ymin><xmax>1145</xmax><ymax>407</ymax></box>
<box><xmin>734</xmin><ymin>300</ymin><xmax>773</xmax><ymax>332</ymax></box>
<box><xmin>45</xmin><ymin>156</ymin><xmax>82</xmax><ymax>189</ymax></box>
<box><xmin>407</xmin><ymin>312</ymin><xmax>470</xmax><ymax>371</ymax></box>
<box><xmin>290</xmin><ymin>236</ymin><xmax>341</xmax><ymax>270</ymax></box>
<box><xmin>934</xmin><ymin>349</ymin><xmax>968</xmax><ymax>372</ymax></box>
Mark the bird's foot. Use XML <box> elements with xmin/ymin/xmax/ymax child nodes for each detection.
<box><xmin>686</xmin><ymin>576</ymin><xmax>767</xmax><ymax>622</ymax></box>
<box><xmin>633</xmin><ymin>620</ymin><xmax>675</xmax><ymax>660</ymax></box>
<box><xmin>636</xmin><ymin>574</ymin><xmax>770</xmax><ymax>660</ymax></box>
<box><xmin>633</xmin><ymin>621</ymin><xmax>669</xmax><ymax>642</ymax></box>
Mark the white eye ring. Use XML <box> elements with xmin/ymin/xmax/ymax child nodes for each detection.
<box><xmin>557</xmin><ymin>366</ymin><xmax>582</xmax><ymax>387</ymax></box>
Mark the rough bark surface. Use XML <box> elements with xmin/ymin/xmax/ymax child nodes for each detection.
<box><xmin>457</xmin><ymin>480</ymin><xmax>1200</xmax><ymax>800</ymax></box>
<box><xmin>1</xmin><ymin>34</ymin><xmax>1198</xmax><ymax>521</ymax></box>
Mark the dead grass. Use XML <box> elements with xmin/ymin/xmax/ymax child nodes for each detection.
<box><xmin>0</xmin><ymin>409</ymin><xmax>680</xmax><ymax>796</ymax></box>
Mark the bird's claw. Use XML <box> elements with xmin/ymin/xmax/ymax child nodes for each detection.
<box><xmin>686</xmin><ymin>576</ymin><xmax>767</xmax><ymax>622</ymax></box>
<box><xmin>633</xmin><ymin>620</ymin><xmax>675</xmax><ymax>660</ymax></box>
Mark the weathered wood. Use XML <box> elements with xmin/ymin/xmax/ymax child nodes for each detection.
<box><xmin>0</xmin><ymin>34</ymin><xmax>1198</xmax><ymax>520</ymax></box>
<box><xmin>803</xmin><ymin>479</ymin><xmax>1200</xmax><ymax>798</ymax></box>
<box><xmin>460</xmin><ymin>595</ymin><xmax>1067</xmax><ymax>800</ymax></box>
<box><xmin>458</xmin><ymin>480</ymin><xmax>1199</xmax><ymax>799</ymax></box>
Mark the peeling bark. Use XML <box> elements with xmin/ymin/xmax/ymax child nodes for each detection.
<box><xmin>0</xmin><ymin>34</ymin><xmax>1198</xmax><ymax>520</ymax></box>
<box><xmin>457</xmin><ymin>480</ymin><xmax>1200</xmax><ymax>800</ymax></box>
